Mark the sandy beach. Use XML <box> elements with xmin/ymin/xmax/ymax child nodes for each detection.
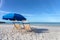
<box><xmin>0</xmin><ymin>24</ymin><xmax>60</xmax><ymax>40</ymax></box>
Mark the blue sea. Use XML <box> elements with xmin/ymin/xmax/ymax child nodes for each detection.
<box><xmin>0</xmin><ymin>22</ymin><xmax>60</xmax><ymax>26</ymax></box>
<box><xmin>29</xmin><ymin>22</ymin><xmax>60</xmax><ymax>26</ymax></box>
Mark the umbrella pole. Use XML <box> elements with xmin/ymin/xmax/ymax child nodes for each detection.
<box><xmin>22</xmin><ymin>21</ymin><xmax>25</xmax><ymax>28</ymax></box>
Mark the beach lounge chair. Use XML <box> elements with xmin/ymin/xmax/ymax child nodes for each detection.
<box><xmin>14</xmin><ymin>24</ymin><xmax>21</xmax><ymax>30</ymax></box>
<box><xmin>23</xmin><ymin>22</ymin><xmax>31</xmax><ymax>31</ymax></box>
<box><xmin>13</xmin><ymin>21</ymin><xmax>31</xmax><ymax>31</ymax></box>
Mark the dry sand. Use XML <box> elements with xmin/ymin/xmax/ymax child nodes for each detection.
<box><xmin>0</xmin><ymin>24</ymin><xmax>60</xmax><ymax>40</ymax></box>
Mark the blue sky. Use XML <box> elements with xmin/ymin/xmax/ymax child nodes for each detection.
<box><xmin>0</xmin><ymin>0</ymin><xmax>60</xmax><ymax>22</ymax></box>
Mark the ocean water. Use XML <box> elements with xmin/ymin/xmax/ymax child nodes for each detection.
<box><xmin>30</xmin><ymin>22</ymin><xmax>60</xmax><ymax>26</ymax></box>
<box><xmin>0</xmin><ymin>22</ymin><xmax>60</xmax><ymax>26</ymax></box>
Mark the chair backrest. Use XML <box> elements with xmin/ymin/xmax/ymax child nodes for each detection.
<box><xmin>23</xmin><ymin>22</ymin><xmax>31</xmax><ymax>30</ymax></box>
<box><xmin>14</xmin><ymin>24</ymin><xmax>21</xmax><ymax>30</ymax></box>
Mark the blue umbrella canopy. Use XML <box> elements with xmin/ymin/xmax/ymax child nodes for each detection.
<box><xmin>3</xmin><ymin>13</ymin><xmax>26</xmax><ymax>21</ymax></box>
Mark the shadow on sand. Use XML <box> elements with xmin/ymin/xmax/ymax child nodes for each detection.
<box><xmin>31</xmin><ymin>28</ymin><xmax>49</xmax><ymax>33</ymax></box>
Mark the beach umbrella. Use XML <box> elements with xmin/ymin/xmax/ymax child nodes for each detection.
<box><xmin>2</xmin><ymin>13</ymin><xmax>26</xmax><ymax>29</ymax></box>
<box><xmin>3</xmin><ymin>13</ymin><xmax>26</xmax><ymax>21</ymax></box>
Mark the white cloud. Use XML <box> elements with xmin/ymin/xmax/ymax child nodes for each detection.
<box><xmin>20</xmin><ymin>13</ymin><xmax>34</xmax><ymax>17</ymax></box>
<box><xmin>0</xmin><ymin>10</ymin><xmax>34</xmax><ymax>17</ymax></box>
<box><xmin>0</xmin><ymin>10</ymin><xmax>60</xmax><ymax>22</ymax></box>
<box><xmin>0</xmin><ymin>10</ymin><xmax>10</xmax><ymax>13</ymax></box>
